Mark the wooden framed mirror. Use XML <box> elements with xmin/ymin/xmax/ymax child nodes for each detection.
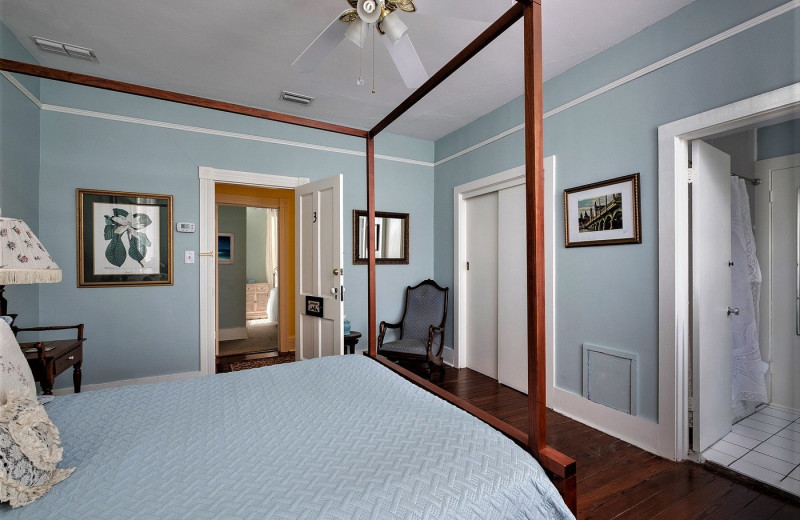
<box><xmin>353</xmin><ymin>210</ymin><xmax>409</xmax><ymax>265</ymax></box>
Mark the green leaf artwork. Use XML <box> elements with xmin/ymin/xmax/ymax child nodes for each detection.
<box><xmin>103</xmin><ymin>208</ymin><xmax>154</xmax><ymax>268</ymax></box>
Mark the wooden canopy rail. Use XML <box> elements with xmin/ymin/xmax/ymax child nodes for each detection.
<box><xmin>0</xmin><ymin>0</ymin><xmax>577</xmax><ymax>512</ymax></box>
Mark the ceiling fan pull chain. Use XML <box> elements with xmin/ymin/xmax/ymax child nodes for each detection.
<box><xmin>357</xmin><ymin>22</ymin><xmax>365</xmax><ymax>86</ymax></box>
<box><xmin>372</xmin><ymin>25</ymin><xmax>376</xmax><ymax>94</ymax></box>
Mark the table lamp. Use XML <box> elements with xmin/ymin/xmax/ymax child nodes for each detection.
<box><xmin>0</xmin><ymin>208</ymin><xmax>62</xmax><ymax>317</ymax></box>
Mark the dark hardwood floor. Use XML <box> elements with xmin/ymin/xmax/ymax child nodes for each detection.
<box><xmin>433</xmin><ymin>366</ymin><xmax>800</xmax><ymax>519</ymax></box>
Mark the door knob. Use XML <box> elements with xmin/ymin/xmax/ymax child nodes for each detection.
<box><xmin>332</xmin><ymin>268</ymin><xmax>343</xmax><ymax>275</ymax></box>
<box><xmin>727</xmin><ymin>307</ymin><xmax>740</xmax><ymax>316</ymax></box>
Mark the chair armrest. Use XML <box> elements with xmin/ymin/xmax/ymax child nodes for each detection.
<box><xmin>377</xmin><ymin>321</ymin><xmax>402</xmax><ymax>348</ymax></box>
<box><xmin>15</xmin><ymin>324</ymin><xmax>85</xmax><ymax>340</ymax></box>
<box><xmin>19</xmin><ymin>341</ymin><xmax>46</xmax><ymax>363</ymax></box>
<box><xmin>427</xmin><ymin>325</ymin><xmax>446</xmax><ymax>355</ymax></box>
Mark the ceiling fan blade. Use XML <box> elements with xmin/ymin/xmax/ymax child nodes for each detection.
<box><xmin>413</xmin><ymin>0</ymin><xmax>511</xmax><ymax>22</ymax></box>
<box><xmin>292</xmin><ymin>13</ymin><xmax>349</xmax><ymax>73</ymax></box>
<box><xmin>382</xmin><ymin>33</ymin><xmax>428</xmax><ymax>89</ymax></box>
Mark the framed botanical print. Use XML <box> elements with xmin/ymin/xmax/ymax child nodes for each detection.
<box><xmin>564</xmin><ymin>173</ymin><xmax>641</xmax><ymax>247</ymax></box>
<box><xmin>76</xmin><ymin>189</ymin><xmax>173</xmax><ymax>287</ymax></box>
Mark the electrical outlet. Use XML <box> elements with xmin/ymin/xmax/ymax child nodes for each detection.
<box><xmin>184</xmin><ymin>251</ymin><xmax>195</xmax><ymax>264</ymax></box>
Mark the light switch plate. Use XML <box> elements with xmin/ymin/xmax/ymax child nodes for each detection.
<box><xmin>184</xmin><ymin>251</ymin><xmax>195</xmax><ymax>264</ymax></box>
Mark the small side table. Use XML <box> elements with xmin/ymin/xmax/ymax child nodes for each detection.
<box><xmin>18</xmin><ymin>324</ymin><xmax>85</xmax><ymax>395</ymax></box>
<box><xmin>344</xmin><ymin>330</ymin><xmax>362</xmax><ymax>355</ymax></box>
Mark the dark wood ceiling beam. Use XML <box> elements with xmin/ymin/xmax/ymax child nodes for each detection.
<box><xmin>369</xmin><ymin>1</ymin><xmax>526</xmax><ymax>137</ymax></box>
<box><xmin>0</xmin><ymin>59</ymin><xmax>369</xmax><ymax>138</ymax></box>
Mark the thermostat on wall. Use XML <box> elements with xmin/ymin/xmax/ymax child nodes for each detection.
<box><xmin>176</xmin><ymin>222</ymin><xmax>195</xmax><ymax>233</ymax></box>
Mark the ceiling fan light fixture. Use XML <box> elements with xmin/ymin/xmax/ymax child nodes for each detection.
<box><xmin>357</xmin><ymin>0</ymin><xmax>383</xmax><ymax>24</ymax></box>
<box><xmin>345</xmin><ymin>18</ymin><xmax>367</xmax><ymax>48</ymax></box>
<box><xmin>380</xmin><ymin>11</ymin><xmax>408</xmax><ymax>45</ymax></box>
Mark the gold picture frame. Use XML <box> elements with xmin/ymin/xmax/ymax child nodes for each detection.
<box><xmin>76</xmin><ymin>189</ymin><xmax>173</xmax><ymax>287</ymax></box>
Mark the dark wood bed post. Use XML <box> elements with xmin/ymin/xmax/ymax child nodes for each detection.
<box><xmin>367</xmin><ymin>136</ymin><xmax>378</xmax><ymax>357</ymax></box>
<box><xmin>523</xmin><ymin>1</ymin><xmax>577</xmax><ymax>511</ymax></box>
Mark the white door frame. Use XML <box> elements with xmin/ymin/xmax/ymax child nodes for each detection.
<box><xmin>198</xmin><ymin>167</ymin><xmax>309</xmax><ymax>376</ymax></box>
<box><xmin>658</xmin><ymin>83</ymin><xmax>800</xmax><ymax>460</ymax></box>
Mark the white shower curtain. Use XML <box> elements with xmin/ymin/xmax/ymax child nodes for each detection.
<box><xmin>265</xmin><ymin>208</ymin><xmax>279</xmax><ymax>322</ymax></box>
<box><xmin>264</xmin><ymin>208</ymin><xmax>278</xmax><ymax>286</ymax></box>
<box><xmin>730</xmin><ymin>178</ymin><xmax>767</xmax><ymax>405</ymax></box>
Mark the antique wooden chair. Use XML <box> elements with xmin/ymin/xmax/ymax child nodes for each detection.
<box><xmin>378</xmin><ymin>279</ymin><xmax>449</xmax><ymax>379</ymax></box>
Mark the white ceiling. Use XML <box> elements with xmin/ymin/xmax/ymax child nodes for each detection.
<box><xmin>0</xmin><ymin>0</ymin><xmax>695</xmax><ymax>141</ymax></box>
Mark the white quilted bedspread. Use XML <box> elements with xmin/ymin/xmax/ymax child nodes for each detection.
<box><xmin>1</xmin><ymin>355</ymin><xmax>573</xmax><ymax>519</ymax></box>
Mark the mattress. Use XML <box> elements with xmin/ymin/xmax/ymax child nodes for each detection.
<box><xmin>2</xmin><ymin>355</ymin><xmax>573</xmax><ymax>519</ymax></box>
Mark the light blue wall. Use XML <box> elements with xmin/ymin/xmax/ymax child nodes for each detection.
<box><xmin>218</xmin><ymin>205</ymin><xmax>247</xmax><ymax>330</ymax></box>
<box><xmin>32</xmin><ymin>78</ymin><xmax>433</xmax><ymax>387</ymax></box>
<box><xmin>758</xmin><ymin>119</ymin><xmax>800</xmax><ymax>160</ymax></box>
<box><xmin>245</xmin><ymin>207</ymin><xmax>269</xmax><ymax>284</ymax></box>
<box><xmin>434</xmin><ymin>0</ymin><xmax>799</xmax><ymax>422</ymax></box>
<box><xmin>0</xmin><ymin>22</ymin><xmax>40</xmax><ymax>327</ymax></box>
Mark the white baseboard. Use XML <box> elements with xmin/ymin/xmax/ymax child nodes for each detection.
<box><xmin>219</xmin><ymin>327</ymin><xmax>248</xmax><ymax>341</ymax></box>
<box><xmin>551</xmin><ymin>386</ymin><xmax>660</xmax><ymax>455</ymax></box>
<box><xmin>443</xmin><ymin>346</ymin><xmax>454</xmax><ymax>366</ymax></box>
<box><xmin>51</xmin><ymin>371</ymin><xmax>205</xmax><ymax>396</ymax></box>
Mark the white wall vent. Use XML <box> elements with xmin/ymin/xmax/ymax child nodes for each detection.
<box><xmin>582</xmin><ymin>343</ymin><xmax>638</xmax><ymax>415</ymax></box>
<box><xmin>31</xmin><ymin>36</ymin><xmax>97</xmax><ymax>62</ymax></box>
<box><xmin>280</xmin><ymin>90</ymin><xmax>314</xmax><ymax>105</ymax></box>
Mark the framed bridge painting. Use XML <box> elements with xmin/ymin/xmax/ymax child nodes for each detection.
<box><xmin>564</xmin><ymin>173</ymin><xmax>641</xmax><ymax>247</ymax></box>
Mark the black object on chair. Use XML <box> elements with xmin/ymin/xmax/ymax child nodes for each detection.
<box><xmin>378</xmin><ymin>279</ymin><xmax>449</xmax><ymax>379</ymax></box>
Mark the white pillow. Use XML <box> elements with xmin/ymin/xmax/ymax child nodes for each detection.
<box><xmin>0</xmin><ymin>320</ymin><xmax>36</xmax><ymax>405</ymax></box>
<box><xmin>0</xmin><ymin>395</ymin><xmax>74</xmax><ymax>507</ymax></box>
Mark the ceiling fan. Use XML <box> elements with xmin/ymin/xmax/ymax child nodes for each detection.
<box><xmin>292</xmin><ymin>0</ymin><xmax>428</xmax><ymax>89</ymax></box>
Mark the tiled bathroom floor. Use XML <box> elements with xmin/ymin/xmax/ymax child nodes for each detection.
<box><xmin>704</xmin><ymin>405</ymin><xmax>800</xmax><ymax>497</ymax></box>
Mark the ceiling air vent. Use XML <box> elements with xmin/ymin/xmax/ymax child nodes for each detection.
<box><xmin>280</xmin><ymin>90</ymin><xmax>314</xmax><ymax>106</ymax></box>
<box><xmin>31</xmin><ymin>36</ymin><xmax>97</xmax><ymax>62</ymax></box>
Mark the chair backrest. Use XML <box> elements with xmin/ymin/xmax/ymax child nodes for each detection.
<box><xmin>400</xmin><ymin>279</ymin><xmax>448</xmax><ymax>353</ymax></box>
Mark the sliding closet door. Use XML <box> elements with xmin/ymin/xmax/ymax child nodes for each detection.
<box><xmin>497</xmin><ymin>184</ymin><xmax>528</xmax><ymax>393</ymax></box>
<box><xmin>465</xmin><ymin>191</ymin><xmax>499</xmax><ymax>378</ymax></box>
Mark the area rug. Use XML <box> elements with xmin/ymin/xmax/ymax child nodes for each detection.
<box><xmin>219</xmin><ymin>352</ymin><xmax>296</xmax><ymax>373</ymax></box>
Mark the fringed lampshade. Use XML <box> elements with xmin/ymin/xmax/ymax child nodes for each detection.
<box><xmin>0</xmin><ymin>209</ymin><xmax>61</xmax><ymax>316</ymax></box>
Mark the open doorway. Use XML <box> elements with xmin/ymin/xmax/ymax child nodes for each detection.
<box><xmin>214</xmin><ymin>184</ymin><xmax>295</xmax><ymax>373</ymax></box>
<box><xmin>693</xmin><ymin>130</ymin><xmax>800</xmax><ymax>495</ymax></box>
<box><xmin>659</xmin><ymin>85</ymin><xmax>800</xmax><ymax>492</ymax></box>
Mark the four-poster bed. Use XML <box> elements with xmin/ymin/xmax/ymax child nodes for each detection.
<box><xmin>0</xmin><ymin>0</ymin><xmax>577</xmax><ymax>514</ymax></box>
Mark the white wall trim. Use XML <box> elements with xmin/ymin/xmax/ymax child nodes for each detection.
<box><xmin>1</xmin><ymin>71</ymin><xmax>42</xmax><ymax>108</ymax></box>
<box><xmin>453</xmin><ymin>165</ymin><xmax>526</xmax><ymax>369</ymax></box>
<box><xmin>433</xmin><ymin>0</ymin><xmax>799</xmax><ymax>167</ymax></box>
<box><xmin>0</xmin><ymin>73</ymin><xmax>434</xmax><ymax>168</ymax></box>
<box><xmin>199</xmin><ymin>166</ymin><xmax>309</xmax><ymax>376</ymax></box>
<box><xmin>550</xmin><ymin>386</ymin><xmax>660</xmax><ymax>453</ymax></box>
<box><xmin>435</xmin><ymin>124</ymin><xmax>525</xmax><ymax>167</ymax></box>
<box><xmin>52</xmin><ymin>370</ymin><xmax>204</xmax><ymax>396</ymax></box>
<box><xmin>658</xmin><ymin>83</ymin><xmax>800</xmax><ymax>461</ymax></box>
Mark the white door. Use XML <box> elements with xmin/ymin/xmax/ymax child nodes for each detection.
<box><xmin>497</xmin><ymin>184</ymin><xmax>528</xmax><ymax>393</ymax></box>
<box><xmin>768</xmin><ymin>166</ymin><xmax>800</xmax><ymax>410</ymax></box>
<box><xmin>692</xmin><ymin>140</ymin><xmax>733</xmax><ymax>452</ymax></box>
<box><xmin>295</xmin><ymin>174</ymin><xmax>343</xmax><ymax>360</ymax></box>
<box><xmin>465</xmin><ymin>191</ymin><xmax>499</xmax><ymax>378</ymax></box>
